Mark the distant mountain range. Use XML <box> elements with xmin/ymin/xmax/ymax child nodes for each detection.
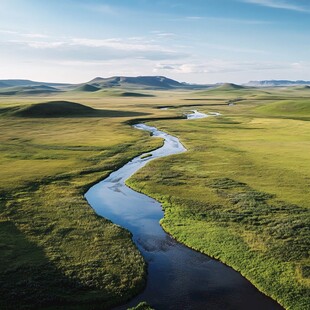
<box><xmin>0</xmin><ymin>77</ymin><xmax>309</xmax><ymax>94</ymax></box>
<box><xmin>0</xmin><ymin>79</ymin><xmax>69</xmax><ymax>88</ymax></box>
<box><xmin>244</xmin><ymin>80</ymin><xmax>310</xmax><ymax>87</ymax></box>
<box><xmin>86</xmin><ymin>76</ymin><xmax>187</xmax><ymax>89</ymax></box>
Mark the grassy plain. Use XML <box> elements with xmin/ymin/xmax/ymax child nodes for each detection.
<box><xmin>0</xmin><ymin>86</ymin><xmax>309</xmax><ymax>309</ymax></box>
<box><xmin>0</xmin><ymin>94</ymin><xmax>164</xmax><ymax>309</ymax></box>
<box><xmin>127</xmin><ymin>86</ymin><xmax>310</xmax><ymax>310</ymax></box>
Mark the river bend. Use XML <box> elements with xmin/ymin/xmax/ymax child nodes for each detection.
<box><xmin>85</xmin><ymin>111</ymin><xmax>283</xmax><ymax>310</ymax></box>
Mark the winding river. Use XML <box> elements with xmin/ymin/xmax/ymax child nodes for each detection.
<box><xmin>85</xmin><ymin>111</ymin><xmax>283</xmax><ymax>310</ymax></box>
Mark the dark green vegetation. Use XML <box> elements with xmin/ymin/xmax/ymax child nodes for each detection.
<box><xmin>73</xmin><ymin>84</ymin><xmax>101</xmax><ymax>92</ymax></box>
<box><xmin>0</xmin><ymin>100</ymin><xmax>162</xmax><ymax>309</ymax></box>
<box><xmin>120</xmin><ymin>92</ymin><xmax>155</xmax><ymax>97</ymax></box>
<box><xmin>140</xmin><ymin>153</ymin><xmax>153</xmax><ymax>159</ymax></box>
<box><xmin>0</xmin><ymin>84</ymin><xmax>309</xmax><ymax>309</ymax></box>
<box><xmin>0</xmin><ymin>100</ymin><xmax>149</xmax><ymax>118</ymax></box>
<box><xmin>0</xmin><ymin>85</ymin><xmax>60</xmax><ymax>96</ymax></box>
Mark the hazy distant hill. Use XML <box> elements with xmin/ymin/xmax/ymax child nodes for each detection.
<box><xmin>214</xmin><ymin>83</ymin><xmax>245</xmax><ymax>90</ymax></box>
<box><xmin>73</xmin><ymin>84</ymin><xmax>101</xmax><ymax>92</ymax></box>
<box><xmin>244</xmin><ymin>80</ymin><xmax>310</xmax><ymax>87</ymax></box>
<box><xmin>0</xmin><ymin>81</ymin><xmax>9</xmax><ymax>87</ymax></box>
<box><xmin>86</xmin><ymin>76</ymin><xmax>210</xmax><ymax>90</ymax></box>
<box><xmin>2</xmin><ymin>77</ymin><xmax>310</xmax><ymax>91</ymax></box>
<box><xmin>0</xmin><ymin>85</ymin><xmax>60</xmax><ymax>95</ymax></box>
<box><xmin>86</xmin><ymin>76</ymin><xmax>183</xmax><ymax>89</ymax></box>
<box><xmin>0</xmin><ymin>79</ymin><xmax>70</xmax><ymax>88</ymax></box>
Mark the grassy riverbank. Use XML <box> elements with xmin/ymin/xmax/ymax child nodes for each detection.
<box><xmin>0</xmin><ymin>87</ymin><xmax>309</xmax><ymax>309</ymax></box>
<box><xmin>127</xmin><ymin>88</ymin><xmax>310</xmax><ymax>310</ymax></box>
<box><xmin>0</xmin><ymin>97</ymin><xmax>162</xmax><ymax>309</ymax></box>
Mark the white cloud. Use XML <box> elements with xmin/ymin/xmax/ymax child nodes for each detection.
<box><xmin>9</xmin><ymin>39</ymin><xmax>65</xmax><ymax>49</ymax></box>
<box><xmin>202</xmin><ymin>43</ymin><xmax>268</xmax><ymax>55</ymax></box>
<box><xmin>205</xmin><ymin>16</ymin><xmax>272</xmax><ymax>24</ymax></box>
<box><xmin>70</xmin><ymin>37</ymin><xmax>170</xmax><ymax>52</ymax></box>
<box><xmin>154</xmin><ymin>59</ymin><xmax>307</xmax><ymax>75</ymax></box>
<box><xmin>81</xmin><ymin>3</ymin><xmax>117</xmax><ymax>15</ymax></box>
<box><xmin>151</xmin><ymin>31</ymin><xmax>176</xmax><ymax>38</ymax></box>
<box><xmin>241</xmin><ymin>0</ymin><xmax>310</xmax><ymax>13</ymax></box>
<box><xmin>186</xmin><ymin>16</ymin><xmax>203</xmax><ymax>20</ymax></box>
<box><xmin>0</xmin><ymin>29</ymin><xmax>18</xmax><ymax>34</ymax></box>
<box><xmin>1</xmin><ymin>34</ymin><xmax>188</xmax><ymax>62</ymax></box>
<box><xmin>171</xmin><ymin>16</ymin><xmax>270</xmax><ymax>24</ymax></box>
<box><xmin>22</xmin><ymin>33</ymin><xmax>49</xmax><ymax>39</ymax></box>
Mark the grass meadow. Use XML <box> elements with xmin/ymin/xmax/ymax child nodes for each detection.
<box><xmin>0</xmin><ymin>86</ymin><xmax>309</xmax><ymax>309</ymax></box>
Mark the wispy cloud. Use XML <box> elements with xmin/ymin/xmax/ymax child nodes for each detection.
<box><xmin>202</xmin><ymin>42</ymin><xmax>268</xmax><ymax>54</ymax></box>
<box><xmin>2</xmin><ymin>34</ymin><xmax>188</xmax><ymax>62</ymax></box>
<box><xmin>81</xmin><ymin>3</ymin><xmax>117</xmax><ymax>15</ymax></box>
<box><xmin>206</xmin><ymin>16</ymin><xmax>272</xmax><ymax>24</ymax></box>
<box><xmin>24</xmin><ymin>41</ymin><xmax>65</xmax><ymax>49</ymax></box>
<box><xmin>186</xmin><ymin>16</ymin><xmax>203</xmax><ymax>20</ymax></box>
<box><xmin>154</xmin><ymin>59</ymin><xmax>304</xmax><ymax>75</ymax></box>
<box><xmin>241</xmin><ymin>0</ymin><xmax>310</xmax><ymax>13</ymax></box>
<box><xmin>0</xmin><ymin>29</ymin><xmax>18</xmax><ymax>34</ymax></box>
<box><xmin>171</xmin><ymin>16</ymin><xmax>271</xmax><ymax>24</ymax></box>
<box><xmin>70</xmin><ymin>37</ymin><xmax>173</xmax><ymax>53</ymax></box>
<box><xmin>22</xmin><ymin>33</ymin><xmax>49</xmax><ymax>39</ymax></box>
<box><xmin>151</xmin><ymin>31</ymin><xmax>177</xmax><ymax>38</ymax></box>
<box><xmin>0</xmin><ymin>29</ymin><xmax>49</xmax><ymax>39</ymax></box>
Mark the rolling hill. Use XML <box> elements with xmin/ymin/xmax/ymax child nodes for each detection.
<box><xmin>73</xmin><ymin>84</ymin><xmax>101</xmax><ymax>92</ymax></box>
<box><xmin>245</xmin><ymin>80</ymin><xmax>310</xmax><ymax>87</ymax></box>
<box><xmin>84</xmin><ymin>76</ymin><xmax>211</xmax><ymax>90</ymax></box>
<box><xmin>0</xmin><ymin>79</ymin><xmax>69</xmax><ymax>88</ymax></box>
<box><xmin>1</xmin><ymin>100</ymin><xmax>149</xmax><ymax>118</ymax></box>
<box><xmin>0</xmin><ymin>81</ymin><xmax>9</xmax><ymax>88</ymax></box>
<box><xmin>215</xmin><ymin>83</ymin><xmax>245</xmax><ymax>91</ymax></box>
<box><xmin>11</xmin><ymin>101</ymin><xmax>96</xmax><ymax>117</ymax></box>
<box><xmin>0</xmin><ymin>85</ymin><xmax>60</xmax><ymax>95</ymax></box>
<box><xmin>86</xmin><ymin>76</ymin><xmax>186</xmax><ymax>89</ymax></box>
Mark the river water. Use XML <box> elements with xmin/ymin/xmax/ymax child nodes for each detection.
<box><xmin>85</xmin><ymin>111</ymin><xmax>283</xmax><ymax>310</ymax></box>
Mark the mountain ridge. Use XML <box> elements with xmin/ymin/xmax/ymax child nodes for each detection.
<box><xmin>1</xmin><ymin>77</ymin><xmax>310</xmax><ymax>90</ymax></box>
<box><xmin>244</xmin><ymin>80</ymin><xmax>310</xmax><ymax>87</ymax></box>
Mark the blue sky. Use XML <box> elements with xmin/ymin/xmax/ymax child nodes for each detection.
<box><xmin>0</xmin><ymin>0</ymin><xmax>309</xmax><ymax>83</ymax></box>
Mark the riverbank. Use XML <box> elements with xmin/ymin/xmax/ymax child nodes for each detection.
<box><xmin>0</xmin><ymin>114</ymin><xmax>162</xmax><ymax>309</ymax></box>
<box><xmin>127</xmin><ymin>112</ymin><xmax>310</xmax><ymax>310</ymax></box>
<box><xmin>86</xmin><ymin>117</ymin><xmax>283</xmax><ymax>309</ymax></box>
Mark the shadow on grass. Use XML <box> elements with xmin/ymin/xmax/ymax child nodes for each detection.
<box><xmin>0</xmin><ymin>220</ymin><xmax>127</xmax><ymax>310</ymax></box>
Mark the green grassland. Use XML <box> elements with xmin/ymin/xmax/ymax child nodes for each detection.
<box><xmin>0</xmin><ymin>97</ymin><xmax>163</xmax><ymax>309</ymax></box>
<box><xmin>0</xmin><ymin>86</ymin><xmax>309</xmax><ymax>309</ymax></box>
<box><xmin>126</xmin><ymin>87</ymin><xmax>310</xmax><ymax>310</ymax></box>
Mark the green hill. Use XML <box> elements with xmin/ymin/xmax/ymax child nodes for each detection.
<box><xmin>73</xmin><ymin>84</ymin><xmax>101</xmax><ymax>92</ymax></box>
<box><xmin>120</xmin><ymin>92</ymin><xmax>154</xmax><ymax>97</ymax></box>
<box><xmin>2</xmin><ymin>100</ymin><xmax>149</xmax><ymax>118</ymax></box>
<box><xmin>255</xmin><ymin>99</ymin><xmax>310</xmax><ymax>118</ymax></box>
<box><xmin>11</xmin><ymin>101</ymin><xmax>95</xmax><ymax>117</ymax></box>
<box><xmin>87</xmin><ymin>76</ymin><xmax>185</xmax><ymax>89</ymax></box>
<box><xmin>216</xmin><ymin>83</ymin><xmax>245</xmax><ymax>91</ymax></box>
<box><xmin>0</xmin><ymin>85</ymin><xmax>59</xmax><ymax>95</ymax></box>
<box><xmin>291</xmin><ymin>85</ymin><xmax>310</xmax><ymax>91</ymax></box>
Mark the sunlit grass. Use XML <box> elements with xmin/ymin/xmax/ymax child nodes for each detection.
<box><xmin>0</xmin><ymin>86</ymin><xmax>309</xmax><ymax>309</ymax></box>
<box><xmin>0</xmin><ymin>99</ymin><xmax>162</xmax><ymax>309</ymax></box>
<box><xmin>127</xmin><ymin>88</ymin><xmax>310</xmax><ymax>310</ymax></box>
